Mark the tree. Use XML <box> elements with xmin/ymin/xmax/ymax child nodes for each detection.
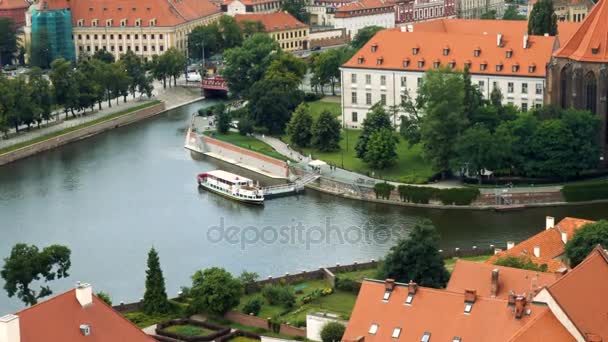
<box><xmin>111</xmin><ymin>62</ymin><xmax>132</xmax><ymax>104</ymax></box>
<box><xmin>50</xmin><ymin>58</ymin><xmax>78</xmax><ymax>116</ymax></box>
<box><xmin>240</xmin><ymin>20</ymin><xmax>266</xmax><ymax>37</ymax></box>
<box><xmin>242</xmin><ymin>297</ymin><xmax>263</xmax><ymax>315</ymax></box>
<box><xmin>238</xmin><ymin>116</ymin><xmax>255</xmax><ymax>135</ymax></box>
<box><xmin>218</xmin><ymin>15</ymin><xmax>243</xmax><ymax>50</ymax></box>
<box><xmin>380</xmin><ymin>220</ymin><xmax>449</xmax><ymax>288</ymax></box>
<box><xmin>248</xmin><ymin>73</ymin><xmax>303</xmax><ymax>133</ymax></box>
<box><xmin>143</xmin><ymin>247</ymin><xmax>172</xmax><ymax>314</ymax></box>
<box><xmin>350</xmin><ymin>26</ymin><xmax>383</xmax><ymax>50</ymax></box>
<box><xmin>503</xmin><ymin>5</ymin><xmax>526</xmax><ymax>20</ymax></box>
<box><xmin>188</xmin><ymin>24</ymin><xmax>221</xmax><ymax>59</ymax></box>
<box><xmin>238</xmin><ymin>271</ymin><xmax>260</xmax><ymax>294</ymax></box>
<box><xmin>1</xmin><ymin>244</ymin><xmax>71</xmax><ymax>306</ymax></box>
<box><xmin>320</xmin><ymin>322</ymin><xmax>346</xmax><ymax>342</ymax></box>
<box><xmin>364</xmin><ymin>128</ymin><xmax>398</xmax><ymax>169</ymax></box>
<box><xmin>0</xmin><ymin>18</ymin><xmax>17</xmax><ymax>66</ymax></box>
<box><xmin>92</xmin><ymin>49</ymin><xmax>115</xmax><ymax>63</ymax></box>
<box><xmin>150</xmin><ymin>54</ymin><xmax>171</xmax><ymax>89</ymax></box>
<box><xmin>312</xmin><ymin>110</ymin><xmax>341</xmax><ymax>152</ymax></box>
<box><xmin>462</xmin><ymin>65</ymin><xmax>483</xmax><ymax>123</ymax></box>
<box><xmin>281</xmin><ymin>0</ymin><xmax>310</xmax><ymax>24</ymax></box>
<box><xmin>96</xmin><ymin>291</ymin><xmax>112</xmax><ymax>306</ymax></box>
<box><xmin>418</xmin><ymin>69</ymin><xmax>467</xmax><ymax>177</ymax></box>
<box><xmin>528</xmin><ymin>0</ymin><xmax>558</xmax><ymax>36</ymax></box>
<box><xmin>267</xmin><ymin>52</ymin><xmax>307</xmax><ymax>84</ymax></box>
<box><xmin>494</xmin><ymin>256</ymin><xmax>548</xmax><ymax>272</ymax></box>
<box><xmin>163</xmin><ymin>48</ymin><xmax>187</xmax><ymax>86</ymax></box>
<box><xmin>30</xmin><ymin>28</ymin><xmax>52</xmax><ymax>69</ymax></box>
<box><xmin>398</xmin><ymin>89</ymin><xmax>422</xmax><ymax>144</ymax></box>
<box><xmin>189</xmin><ymin>267</ymin><xmax>242</xmax><ymax>315</ymax></box>
<box><xmin>215</xmin><ymin>103</ymin><xmax>231</xmax><ymax>134</ymax></box>
<box><xmin>565</xmin><ymin>220</ymin><xmax>608</xmax><ymax>267</ymax></box>
<box><xmin>28</xmin><ymin>68</ymin><xmax>53</xmax><ymax>127</ymax></box>
<box><xmin>222</xmin><ymin>33</ymin><xmax>279</xmax><ymax>98</ymax></box>
<box><xmin>312</xmin><ymin>47</ymin><xmax>354</xmax><ymax>95</ymax></box>
<box><xmin>480</xmin><ymin>10</ymin><xmax>497</xmax><ymax>19</ymax></box>
<box><xmin>287</xmin><ymin>103</ymin><xmax>314</xmax><ymax>147</ymax></box>
<box><xmin>120</xmin><ymin>50</ymin><xmax>153</xmax><ymax>99</ymax></box>
<box><xmin>355</xmin><ymin>103</ymin><xmax>393</xmax><ymax>159</ymax></box>
<box><xmin>454</xmin><ymin>124</ymin><xmax>510</xmax><ymax>183</ymax></box>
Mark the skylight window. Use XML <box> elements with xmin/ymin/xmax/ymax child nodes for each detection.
<box><xmin>512</xmin><ymin>64</ymin><xmax>519</xmax><ymax>72</ymax></box>
<box><xmin>405</xmin><ymin>293</ymin><xmax>414</xmax><ymax>305</ymax></box>
<box><xmin>464</xmin><ymin>303</ymin><xmax>473</xmax><ymax>314</ymax></box>
<box><xmin>392</xmin><ymin>328</ymin><xmax>402</xmax><ymax>338</ymax></box>
<box><xmin>383</xmin><ymin>290</ymin><xmax>391</xmax><ymax>301</ymax></box>
<box><xmin>369</xmin><ymin>323</ymin><xmax>379</xmax><ymax>335</ymax></box>
<box><xmin>474</xmin><ymin>48</ymin><xmax>481</xmax><ymax>57</ymax></box>
<box><xmin>453</xmin><ymin>337</ymin><xmax>462</xmax><ymax>342</ymax></box>
<box><xmin>412</xmin><ymin>47</ymin><xmax>419</xmax><ymax>55</ymax></box>
<box><xmin>421</xmin><ymin>331</ymin><xmax>431</xmax><ymax>342</ymax></box>
<box><xmin>357</xmin><ymin>56</ymin><xmax>364</xmax><ymax>64</ymax></box>
<box><xmin>529</xmin><ymin>64</ymin><xmax>536</xmax><ymax>73</ymax></box>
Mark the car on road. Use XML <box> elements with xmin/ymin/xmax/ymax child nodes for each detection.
<box><xmin>311</xmin><ymin>46</ymin><xmax>322</xmax><ymax>51</ymax></box>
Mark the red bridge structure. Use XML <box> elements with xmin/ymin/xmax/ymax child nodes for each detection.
<box><xmin>201</xmin><ymin>76</ymin><xmax>229</xmax><ymax>98</ymax></box>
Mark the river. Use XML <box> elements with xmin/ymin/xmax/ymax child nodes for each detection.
<box><xmin>0</xmin><ymin>99</ymin><xmax>607</xmax><ymax>312</ymax></box>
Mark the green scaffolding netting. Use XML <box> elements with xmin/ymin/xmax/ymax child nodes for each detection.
<box><xmin>31</xmin><ymin>7</ymin><xmax>76</xmax><ymax>62</ymax></box>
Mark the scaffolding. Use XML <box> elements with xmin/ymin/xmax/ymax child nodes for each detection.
<box><xmin>30</xmin><ymin>6</ymin><xmax>75</xmax><ymax>62</ymax></box>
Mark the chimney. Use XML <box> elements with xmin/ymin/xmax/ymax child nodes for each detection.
<box><xmin>497</xmin><ymin>32</ymin><xmax>503</xmax><ymax>47</ymax></box>
<box><xmin>385</xmin><ymin>279</ymin><xmax>395</xmax><ymax>291</ymax></box>
<box><xmin>400</xmin><ymin>26</ymin><xmax>406</xmax><ymax>32</ymax></box>
<box><xmin>508</xmin><ymin>291</ymin><xmax>516</xmax><ymax>306</ymax></box>
<box><xmin>494</xmin><ymin>248</ymin><xmax>503</xmax><ymax>255</ymax></box>
<box><xmin>514</xmin><ymin>295</ymin><xmax>527</xmax><ymax>319</ymax></box>
<box><xmin>490</xmin><ymin>269</ymin><xmax>499</xmax><ymax>298</ymax></box>
<box><xmin>407</xmin><ymin>24</ymin><xmax>413</xmax><ymax>32</ymax></box>
<box><xmin>561</xmin><ymin>232</ymin><xmax>567</xmax><ymax>244</ymax></box>
<box><xmin>533</xmin><ymin>246</ymin><xmax>540</xmax><ymax>258</ymax></box>
<box><xmin>523</xmin><ymin>34</ymin><xmax>529</xmax><ymax>49</ymax></box>
<box><xmin>556</xmin><ymin>267</ymin><xmax>568</xmax><ymax>276</ymax></box>
<box><xmin>76</xmin><ymin>282</ymin><xmax>93</xmax><ymax>307</ymax></box>
<box><xmin>507</xmin><ymin>241</ymin><xmax>515</xmax><ymax>250</ymax></box>
<box><xmin>546</xmin><ymin>216</ymin><xmax>555</xmax><ymax>230</ymax></box>
<box><xmin>408</xmin><ymin>281</ymin><xmax>418</xmax><ymax>294</ymax></box>
<box><xmin>464</xmin><ymin>289</ymin><xmax>477</xmax><ymax>303</ymax></box>
<box><xmin>0</xmin><ymin>314</ymin><xmax>20</xmax><ymax>342</ymax></box>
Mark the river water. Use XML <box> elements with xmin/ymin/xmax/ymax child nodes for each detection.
<box><xmin>1</xmin><ymin>100</ymin><xmax>607</xmax><ymax>311</ymax></box>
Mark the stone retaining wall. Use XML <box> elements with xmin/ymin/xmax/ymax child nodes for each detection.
<box><xmin>0</xmin><ymin>102</ymin><xmax>166</xmax><ymax>166</ymax></box>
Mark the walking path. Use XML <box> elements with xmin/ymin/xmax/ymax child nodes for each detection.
<box><xmin>0</xmin><ymin>79</ymin><xmax>202</xmax><ymax>150</ymax></box>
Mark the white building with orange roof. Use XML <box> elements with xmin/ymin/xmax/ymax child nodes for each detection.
<box><xmin>221</xmin><ymin>0</ymin><xmax>283</xmax><ymax>16</ymax></box>
<box><xmin>333</xmin><ymin>0</ymin><xmax>396</xmax><ymax>37</ymax></box>
<box><xmin>339</xmin><ymin>19</ymin><xmax>561</xmax><ymax>128</ymax></box>
<box><xmin>235</xmin><ymin>12</ymin><xmax>309</xmax><ymax>51</ymax></box>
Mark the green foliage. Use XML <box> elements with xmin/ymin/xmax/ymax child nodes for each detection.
<box><xmin>311</xmin><ymin>47</ymin><xmax>354</xmax><ymax>95</ymax></box>
<box><xmin>494</xmin><ymin>256</ymin><xmax>548</xmax><ymax>272</ymax></box>
<box><xmin>242</xmin><ymin>297</ymin><xmax>264</xmax><ymax>316</ymax></box>
<box><xmin>219</xmin><ymin>15</ymin><xmax>244</xmax><ymax>50</ymax></box>
<box><xmin>436</xmin><ymin>188</ymin><xmax>480</xmax><ymax>205</ymax></box>
<box><xmin>188</xmin><ymin>23</ymin><xmax>221</xmax><ymax>59</ymax></box>
<box><xmin>287</xmin><ymin>103</ymin><xmax>314</xmax><ymax>147</ymax></box>
<box><xmin>215</xmin><ymin>103</ymin><xmax>231</xmax><ymax>134</ymax></box>
<box><xmin>562</xmin><ymin>181</ymin><xmax>608</xmax><ymax>202</ymax></box>
<box><xmin>241</xmin><ymin>20</ymin><xmax>266</xmax><ymax>36</ymax></box>
<box><xmin>238</xmin><ymin>116</ymin><xmax>255</xmax><ymax>136</ymax></box>
<box><xmin>374</xmin><ymin>182</ymin><xmax>395</xmax><ymax>200</ymax></box>
<box><xmin>96</xmin><ymin>291</ymin><xmax>112</xmax><ymax>306</ymax></box>
<box><xmin>239</xmin><ymin>270</ymin><xmax>260</xmax><ymax>294</ymax></box>
<box><xmin>350</xmin><ymin>26</ymin><xmax>383</xmax><ymax>49</ymax></box>
<box><xmin>355</xmin><ymin>104</ymin><xmax>393</xmax><ymax>159</ymax></box>
<box><xmin>502</xmin><ymin>5</ymin><xmax>526</xmax><ymax>20</ymax></box>
<box><xmin>0</xmin><ymin>18</ymin><xmax>17</xmax><ymax>66</ymax></box>
<box><xmin>480</xmin><ymin>10</ymin><xmax>497</xmax><ymax>19</ymax></box>
<box><xmin>190</xmin><ymin>267</ymin><xmax>242</xmax><ymax>315</ymax></box>
<box><xmin>1</xmin><ymin>244</ymin><xmax>71</xmax><ymax>306</ymax></box>
<box><xmin>364</xmin><ymin>128</ymin><xmax>398</xmax><ymax>169</ymax></box>
<box><xmin>262</xmin><ymin>284</ymin><xmax>296</xmax><ymax>308</ymax></box>
<box><xmin>528</xmin><ymin>0</ymin><xmax>558</xmax><ymax>35</ymax></box>
<box><xmin>312</xmin><ymin>110</ymin><xmax>341</xmax><ymax>152</ymax></box>
<box><xmin>565</xmin><ymin>220</ymin><xmax>608</xmax><ymax>267</ymax></box>
<box><xmin>92</xmin><ymin>49</ymin><xmax>115</xmax><ymax>63</ymax></box>
<box><xmin>281</xmin><ymin>0</ymin><xmax>310</xmax><ymax>23</ymax></box>
<box><xmin>334</xmin><ymin>277</ymin><xmax>361</xmax><ymax>294</ymax></box>
<box><xmin>453</xmin><ymin>124</ymin><xmax>509</xmax><ymax>183</ymax></box>
<box><xmin>380</xmin><ymin>220</ymin><xmax>449</xmax><ymax>288</ymax></box>
<box><xmin>143</xmin><ymin>248</ymin><xmax>172</xmax><ymax>315</ymax></box>
<box><xmin>398</xmin><ymin>185</ymin><xmax>438</xmax><ymax>204</ymax></box>
<box><xmin>30</xmin><ymin>28</ymin><xmax>52</xmax><ymax>69</ymax></box>
<box><xmin>320</xmin><ymin>322</ymin><xmax>345</xmax><ymax>342</ymax></box>
<box><xmin>267</xmin><ymin>52</ymin><xmax>307</xmax><ymax>84</ymax></box>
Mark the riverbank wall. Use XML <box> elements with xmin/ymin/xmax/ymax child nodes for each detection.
<box><xmin>0</xmin><ymin>102</ymin><xmax>166</xmax><ymax>167</ymax></box>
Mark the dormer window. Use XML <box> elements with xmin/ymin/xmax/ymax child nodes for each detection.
<box><xmin>421</xmin><ymin>332</ymin><xmax>431</xmax><ymax>342</ymax></box>
<box><xmin>474</xmin><ymin>47</ymin><xmax>481</xmax><ymax>57</ymax></box>
<box><xmin>496</xmin><ymin>63</ymin><xmax>503</xmax><ymax>72</ymax></box>
<box><xmin>149</xmin><ymin>18</ymin><xmax>156</xmax><ymax>27</ymax></box>
<box><xmin>418</xmin><ymin>59</ymin><xmax>425</xmax><ymax>68</ymax></box>
<box><xmin>357</xmin><ymin>56</ymin><xmax>364</xmax><ymax>64</ymax></box>
<box><xmin>106</xmin><ymin>19</ymin><xmax>113</xmax><ymax>27</ymax></box>
<box><xmin>77</xmin><ymin>19</ymin><xmax>84</xmax><ymax>27</ymax></box>
<box><xmin>412</xmin><ymin>46</ymin><xmax>419</xmax><ymax>55</ymax></box>
<box><xmin>453</xmin><ymin>337</ymin><xmax>462</xmax><ymax>342</ymax></box>
<box><xmin>383</xmin><ymin>290</ymin><xmax>391</xmax><ymax>300</ymax></box>
<box><xmin>92</xmin><ymin>19</ymin><xmax>98</xmax><ymax>27</ymax></box>
<box><xmin>506</xmin><ymin>49</ymin><xmax>513</xmax><ymax>58</ymax></box>
<box><xmin>392</xmin><ymin>328</ymin><xmax>402</xmax><ymax>339</ymax></box>
<box><xmin>480</xmin><ymin>62</ymin><xmax>487</xmax><ymax>71</ymax></box>
<box><xmin>369</xmin><ymin>323</ymin><xmax>379</xmax><ymax>335</ymax></box>
<box><xmin>402</xmin><ymin>58</ymin><xmax>410</xmax><ymax>67</ymax></box>
<box><xmin>120</xmin><ymin>19</ymin><xmax>127</xmax><ymax>27</ymax></box>
<box><xmin>433</xmin><ymin>60</ymin><xmax>440</xmax><ymax>69</ymax></box>
<box><xmin>591</xmin><ymin>47</ymin><xmax>599</xmax><ymax>54</ymax></box>
<box><xmin>449</xmin><ymin>59</ymin><xmax>456</xmax><ymax>68</ymax></box>
<box><xmin>443</xmin><ymin>46</ymin><xmax>450</xmax><ymax>56</ymax></box>
<box><xmin>512</xmin><ymin>63</ymin><xmax>519</xmax><ymax>72</ymax></box>
<box><xmin>377</xmin><ymin>57</ymin><xmax>383</xmax><ymax>65</ymax></box>
<box><xmin>464</xmin><ymin>60</ymin><xmax>471</xmax><ymax>69</ymax></box>
<box><xmin>135</xmin><ymin>18</ymin><xmax>142</xmax><ymax>27</ymax></box>
<box><xmin>371</xmin><ymin>43</ymin><xmax>378</xmax><ymax>52</ymax></box>
<box><xmin>529</xmin><ymin>64</ymin><xmax>536</xmax><ymax>73</ymax></box>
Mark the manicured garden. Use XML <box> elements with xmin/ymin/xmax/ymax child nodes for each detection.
<box><xmin>164</xmin><ymin>324</ymin><xmax>215</xmax><ymax>337</ymax></box>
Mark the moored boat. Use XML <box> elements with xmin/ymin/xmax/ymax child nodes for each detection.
<box><xmin>197</xmin><ymin>170</ymin><xmax>264</xmax><ymax>204</ymax></box>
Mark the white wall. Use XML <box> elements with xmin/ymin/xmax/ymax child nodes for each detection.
<box><xmin>306</xmin><ymin>313</ymin><xmax>348</xmax><ymax>342</ymax></box>
<box><xmin>227</xmin><ymin>0</ymin><xmax>247</xmax><ymax>15</ymax></box>
<box><xmin>334</xmin><ymin>11</ymin><xmax>395</xmax><ymax>37</ymax></box>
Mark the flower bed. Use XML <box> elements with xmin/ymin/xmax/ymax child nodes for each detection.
<box><xmin>156</xmin><ymin>318</ymin><xmax>230</xmax><ymax>341</ymax></box>
<box><xmin>217</xmin><ymin>330</ymin><xmax>261</xmax><ymax>342</ymax></box>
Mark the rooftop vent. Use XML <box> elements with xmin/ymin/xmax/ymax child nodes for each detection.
<box><xmin>491</xmin><ymin>269</ymin><xmax>499</xmax><ymax>298</ymax></box>
<box><xmin>421</xmin><ymin>331</ymin><xmax>431</xmax><ymax>342</ymax></box>
<box><xmin>384</xmin><ymin>278</ymin><xmax>395</xmax><ymax>291</ymax></box>
<box><xmin>533</xmin><ymin>246</ymin><xmax>540</xmax><ymax>258</ymax></box>
<box><xmin>546</xmin><ymin>216</ymin><xmax>555</xmax><ymax>229</ymax></box>
<box><xmin>514</xmin><ymin>295</ymin><xmax>527</xmax><ymax>319</ymax></box>
<box><xmin>497</xmin><ymin>32</ymin><xmax>503</xmax><ymax>47</ymax></box>
<box><xmin>80</xmin><ymin>324</ymin><xmax>91</xmax><ymax>336</ymax></box>
<box><xmin>464</xmin><ymin>289</ymin><xmax>477</xmax><ymax>303</ymax></box>
<box><xmin>0</xmin><ymin>314</ymin><xmax>20</xmax><ymax>342</ymax></box>
<box><xmin>76</xmin><ymin>282</ymin><xmax>93</xmax><ymax>307</ymax></box>
<box><xmin>523</xmin><ymin>34</ymin><xmax>529</xmax><ymax>49</ymax></box>
<box><xmin>561</xmin><ymin>232</ymin><xmax>568</xmax><ymax>244</ymax></box>
<box><xmin>369</xmin><ymin>323</ymin><xmax>379</xmax><ymax>335</ymax></box>
<box><xmin>507</xmin><ymin>241</ymin><xmax>515</xmax><ymax>250</ymax></box>
<box><xmin>508</xmin><ymin>291</ymin><xmax>516</xmax><ymax>306</ymax></box>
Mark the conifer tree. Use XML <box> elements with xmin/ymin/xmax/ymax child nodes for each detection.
<box><xmin>143</xmin><ymin>247</ymin><xmax>171</xmax><ymax>314</ymax></box>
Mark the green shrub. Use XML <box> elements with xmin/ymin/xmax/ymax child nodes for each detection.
<box><xmin>320</xmin><ymin>322</ymin><xmax>345</xmax><ymax>342</ymax></box>
<box><xmin>374</xmin><ymin>182</ymin><xmax>395</xmax><ymax>200</ymax></box>
<box><xmin>494</xmin><ymin>255</ymin><xmax>548</xmax><ymax>272</ymax></box>
<box><xmin>562</xmin><ymin>181</ymin><xmax>608</xmax><ymax>202</ymax></box>
<box><xmin>304</xmin><ymin>93</ymin><xmax>323</xmax><ymax>102</ymax></box>
<box><xmin>334</xmin><ymin>277</ymin><xmax>361</xmax><ymax>294</ymax></box>
<box><xmin>397</xmin><ymin>185</ymin><xmax>438</xmax><ymax>204</ymax></box>
<box><xmin>437</xmin><ymin>188</ymin><xmax>480</xmax><ymax>205</ymax></box>
<box><xmin>292</xmin><ymin>318</ymin><xmax>307</xmax><ymax>328</ymax></box>
<box><xmin>241</xmin><ymin>297</ymin><xmax>263</xmax><ymax>316</ymax></box>
<box><xmin>96</xmin><ymin>291</ymin><xmax>112</xmax><ymax>306</ymax></box>
<box><xmin>252</xmin><ymin>126</ymin><xmax>269</xmax><ymax>135</ymax></box>
<box><xmin>261</xmin><ymin>284</ymin><xmax>296</xmax><ymax>308</ymax></box>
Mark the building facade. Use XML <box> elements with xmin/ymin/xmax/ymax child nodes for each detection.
<box><xmin>546</xmin><ymin>0</ymin><xmax>608</xmax><ymax>164</ymax></box>
<box><xmin>528</xmin><ymin>0</ymin><xmax>594</xmax><ymax>22</ymax></box>
<box><xmin>458</xmin><ymin>0</ymin><xmax>505</xmax><ymax>19</ymax></box>
<box><xmin>235</xmin><ymin>12</ymin><xmax>309</xmax><ymax>51</ymax></box>
<box><xmin>395</xmin><ymin>0</ymin><xmax>456</xmax><ymax>24</ymax></box>
<box><xmin>0</xmin><ymin>0</ymin><xmax>29</xmax><ymax>28</ymax></box>
<box><xmin>340</xmin><ymin>20</ymin><xmax>554</xmax><ymax>128</ymax></box>
<box><xmin>222</xmin><ymin>0</ymin><xmax>283</xmax><ymax>15</ymax></box>
<box><xmin>333</xmin><ymin>0</ymin><xmax>395</xmax><ymax>37</ymax></box>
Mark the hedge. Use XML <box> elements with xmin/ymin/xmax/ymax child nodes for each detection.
<box><xmin>561</xmin><ymin>181</ymin><xmax>608</xmax><ymax>202</ymax></box>
<box><xmin>398</xmin><ymin>185</ymin><xmax>438</xmax><ymax>204</ymax></box>
<box><xmin>437</xmin><ymin>188</ymin><xmax>481</xmax><ymax>205</ymax></box>
<box><xmin>374</xmin><ymin>182</ymin><xmax>395</xmax><ymax>200</ymax></box>
<box><xmin>334</xmin><ymin>277</ymin><xmax>361</xmax><ymax>294</ymax></box>
<box><xmin>395</xmin><ymin>186</ymin><xmax>480</xmax><ymax>205</ymax></box>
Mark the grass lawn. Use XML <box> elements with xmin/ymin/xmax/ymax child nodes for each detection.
<box><xmin>0</xmin><ymin>100</ymin><xmax>161</xmax><ymax>156</ymax></box>
<box><xmin>207</xmin><ymin>131</ymin><xmax>288</xmax><ymax>161</ymax></box>
<box><xmin>444</xmin><ymin>255</ymin><xmax>492</xmax><ymax>272</ymax></box>
<box><xmin>288</xmin><ymin>129</ymin><xmax>434</xmax><ymax>183</ymax></box>
<box><xmin>164</xmin><ymin>324</ymin><xmax>216</xmax><ymax>337</ymax></box>
<box><xmin>124</xmin><ymin>310</ymin><xmax>184</xmax><ymax>329</ymax></box>
<box><xmin>230</xmin><ymin>337</ymin><xmax>260</xmax><ymax>342</ymax></box>
<box><xmin>306</xmin><ymin>99</ymin><xmax>341</xmax><ymax>120</ymax></box>
<box><xmin>334</xmin><ymin>268</ymin><xmax>379</xmax><ymax>282</ymax></box>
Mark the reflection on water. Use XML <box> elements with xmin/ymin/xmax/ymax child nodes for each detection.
<box><xmin>0</xmin><ymin>99</ymin><xmax>607</xmax><ymax>312</ymax></box>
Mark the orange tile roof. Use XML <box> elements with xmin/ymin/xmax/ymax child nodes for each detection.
<box><xmin>0</xmin><ymin>0</ymin><xmax>28</xmax><ymax>10</ymax></box>
<box><xmin>235</xmin><ymin>12</ymin><xmax>307</xmax><ymax>32</ymax></box>
<box><xmin>554</xmin><ymin>0</ymin><xmax>608</xmax><ymax>61</ymax></box>
<box><xmin>447</xmin><ymin>260</ymin><xmax>562</xmax><ymax>299</ymax></box>
<box><xmin>508</xmin><ymin>308</ymin><xmax>577</xmax><ymax>342</ymax></box>
<box><xmin>342</xmin><ymin>280</ymin><xmax>564</xmax><ymax>342</ymax></box>
<box><xmin>546</xmin><ymin>246</ymin><xmax>608</xmax><ymax>341</ymax></box>
<box><xmin>486</xmin><ymin>217</ymin><xmax>595</xmax><ymax>272</ymax></box>
<box><xmin>335</xmin><ymin>0</ymin><xmax>395</xmax><ymax>13</ymax></box>
<box><xmin>342</xmin><ymin>26</ymin><xmax>555</xmax><ymax>78</ymax></box>
<box><xmin>42</xmin><ymin>0</ymin><xmax>220</xmax><ymax>27</ymax></box>
<box><xmin>16</xmin><ymin>289</ymin><xmax>155</xmax><ymax>342</ymax></box>
<box><xmin>223</xmin><ymin>0</ymin><xmax>280</xmax><ymax>5</ymax></box>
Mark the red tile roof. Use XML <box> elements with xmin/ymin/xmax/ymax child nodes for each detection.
<box><xmin>235</xmin><ymin>12</ymin><xmax>307</xmax><ymax>32</ymax></box>
<box><xmin>0</xmin><ymin>0</ymin><xmax>28</xmax><ymax>10</ymax></box>
<box><xmin>487</xmin><ymin>217</ymin><xmax>595</xmax><ymax>271</ymax></box>
<box><xmin>554</xmin><ymin>0</ymin><xmax>608</xmax><ymax>61</ymax></box>
<box><xmin>508</xmin><ymin>308</ymin><xmax>577</xmax><ymax>342</ymax></box>
<box><xmin>342</xmin><ymin>280</ymin><xmax>565</xmax><ymax>342</ymax></box>
<box><xmin>335</xmin><ymin>0</ymin><xmax>395</xmax><ymax>13</ymax></box>
<box><xmin>546</xmin><ymin>246</ymin><xmax>608</xmax><ymax>341</ymax></box>
<box><xmin>16</xmin><ymin>288</ymin><xmax>154</xmax><ymax>342</ymax></box>
<box><xmin>41</xmin><ymin>0</ymin><xmax>220</xmax><ymax>27</ymax></box>
<box><xmin>223</xmin><ymin>0</ymin><xmax>280</xmax><ymax>5</ymax></box>
<box><xmin>342</xmin><ymin>26</ymin><xmax>556</xmax><ymax>78</ymax></box>
<box><xmin>447</xmin><ymin>260</ymin><xmax>562</xmax><ymax>299</ymax></box>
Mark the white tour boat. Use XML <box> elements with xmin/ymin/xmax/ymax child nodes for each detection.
<box><xmin>197</xmin><ymin>170</ymin><xmax>264</xmax><ymax>204</ymax></box>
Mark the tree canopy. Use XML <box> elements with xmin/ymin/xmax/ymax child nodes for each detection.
<box><xmin>312</xmin><ymin>110</ymin><xmax>341</xmax><ymax>152</ymax></box>
<box><xmin>281</xmin><ymin>0</ymin><xmax>310</xmax><ymax>24</ymax></box>
<box><xmin>189</xmin><ymin>267</ymin><xmax>242</xmax><ymax>315</ymax></box>
<box><xmin>502</xmin><ymin>5</ymin><xmax>526</xmax><ymax>20</ymax></box>
<box><xmin>355</xmin><ymin>103</ymin><xmax>393</xmax><ymax>159</ymax></box>
<box><xmin>287</xmin><ymin>103</ymin><xmax>314</xmax><ymax>147</ymax></box>
<box><xmin>143</xmin><ymin>247</ymin><xmax>172</xmax><ymax>314</ymax></box>
<box><xmin>1</xmin><ymin>244</ymin><xmax>71</xmax><ymax>306</ymax></box>
<box><xmin>528</xmin><ymin>0</ymin><xmax>558</xmax><ymax>35</ymax></box>
<box><xmin>364</xmin><ymin>128</ymin><xmax>398</xmax><ymax>169</ymax></box>
<box><xmin>350</xmin><ymin>26</ymin><xmax>384</xmax><ymax>50</ymax></box>
<box><xmin>493</xmin><ymin>255</ymin><xmax>548</xmax><ymax>271</ymax></box>
<box><xmin>565</xmin><ymin>220</ymin><xmax>608</xmax><ymax>267</ymax></box>
<box><xmin>0</xmin><ymin>18</ymin><xmax>17</xmax><ymax>66</ymax></box>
